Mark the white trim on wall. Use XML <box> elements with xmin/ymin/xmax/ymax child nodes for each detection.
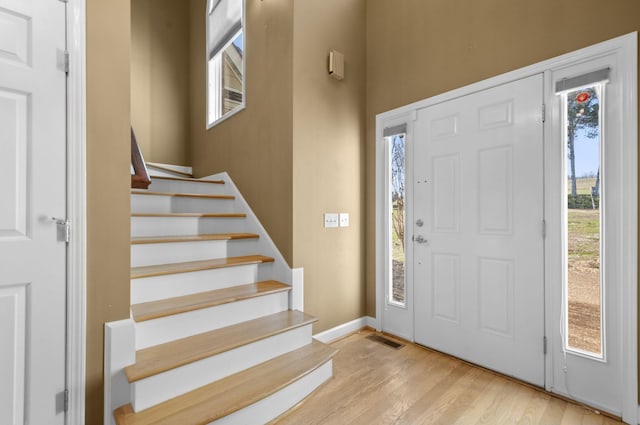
<box><xmin>313</xmin><ymin>317</ymin><xmax>376</xmax><ymax>344</ymax></box>
<box><xmin>66</xmin><ymin>0</ymin><xmax>87</xmax><ymax>423</ymax></box>
<box><xmin>375</xmin><ymin>32</ymin><xmax>637</xmax><ymax>424</ymax></box>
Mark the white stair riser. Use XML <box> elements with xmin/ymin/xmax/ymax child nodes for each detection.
<box><xmin>147</xmin><ymin>163</ymin><xmax>193</xmax><ymax>175</ymax></box>
<box><xmin>131</xmin><ymin>264</ymin><xmax>259</xmax><ymax>304</ymax></box>
<box><xmin>131</xmin><ymin>216</ymin><xmax>246</xmax><ymax>237</ymax></box>
<box><xmin>131</xmin><ymin>240</ymin><xmax>234</xmax><ymax>267</ymax></box>
<box><xmin>147</xmin><ymin>169</ymin><xmax>190</xmax><ymax>178</ymax></box>
<box><xmin>211</xmin><ymin>360</ymin><xmax>334</xmax><ymax>425</ymax></box>
<box><xmin>134</xmin><ymin>292</ymin><xmax>290</xmax><ymax>349</ymax></box>
<box><xmin>131</xmin><ymin>194</ymin><xmax>235</xmax><ymax>214</ymax></box>
<box><xmin>131</xmin><ymin>326</ymin><xmax>313</xmax><ymax>412</ymax></box>
<box><xmin>149</xmin><ymin>179</ymin><xmax>227</xmax><ymax>195</ymax></box>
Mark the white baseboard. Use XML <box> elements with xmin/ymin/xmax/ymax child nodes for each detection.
<box><xmin>313</xmin><ymin>316</ymin><xmax>375</xmax><ymax>343</ymax></box>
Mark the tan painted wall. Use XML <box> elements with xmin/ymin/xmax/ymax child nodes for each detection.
<box><xmin>292</xmin><ymin>0</ymin><xmax>366</xmax><ymax>332</ymax></box>
<box><xmin>131</xmin><ymin>0</ymin><xmax>191</xmax><ymax>165</ymax></box>
<box><xmin>189</xmin><ymin>0</ymin><xmax>294</xmax><ymax>263</ymax></box>
<box><xmin>365</xmin><ymin>0</ymin><xmax>640</xmax><ymax>399</ymax></box>
<box><xmin>85</xmin><ymin>0</ymin><xmax>132</xmax><ymax>423</ymax></box>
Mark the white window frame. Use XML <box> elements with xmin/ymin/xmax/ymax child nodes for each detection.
<box><xmin>206</xmin><ymin>0</ymin><xmax>245</xmax><ymax>129</ymax></box>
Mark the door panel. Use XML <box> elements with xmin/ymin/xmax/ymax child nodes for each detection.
<box><xmin>0</xmin><ymin>0</ymin><xmax>67</xmax><ymax>423</ymax></box>
<box><xmin>414</xmin><ymin>74</ymin><xmax>544</xmax><ymax>386</ymax></box>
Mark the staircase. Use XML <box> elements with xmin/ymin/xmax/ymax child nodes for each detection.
<box><xmin>107</xmin><ymin>165</ymin><xmax>337</xmax><ymax>425</ymax></box>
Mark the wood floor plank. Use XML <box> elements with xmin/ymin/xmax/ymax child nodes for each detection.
<box><xmin>130</xmin><ymin>254</ymin><xmax>274</xmax><ymax>279</ymax></box>
<box><xmin>114</xmin><ymin>341</ymin><xmax>337</xmax><ymax>425</ymax></box>
<box><xmin>271</xmin><ymin>330</ymin><xmax>625</xmax><ymax>425</ymax></box>
<box><xmin>538</xmin><ymin>396</ymin><xmax>568</xmax><ymax>425</ymax></box>
<box><xmin>131</xmin><ymin>233</ymin><xmax>258</xmax><ymax>245</ymax></box>
<box><xmin>125</xmin><ymin>310</ymin><xmax>316</xmax><ymax>382</ymax></box>
<box><xmin>424</xmin><ymin>367</ymin><xmax>494</xmax><ymax>425</ymax></box>
<box><xmin>515</xmin><ymin>391</ymin><xmax>552</xmax><ymax>425</ymax></box>
<box><xmin>561</xmin><ymin>404</ymin><xmax>590</xmax><ymax>425</ymax></box>
<box><xmin>581</xmin><ymin>410</ymin><xmax>606</xmax><ymax>425</ymax></box>
<box><xmin>131</xmin><ymin>280</ymin><xmax>289</xmax><ymax>322</ymax></box>
<box><xmin>450</xmin><ymin>375</ymin><xmax>503</xmax><ymax>425</ymax></box>
<box><xmin>394</xmin><ymin>363</ymin><xmax>473</xmax><ymax>424</ymax></box>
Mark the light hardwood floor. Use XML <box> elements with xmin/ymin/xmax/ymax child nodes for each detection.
<box><xmin>272</xmin><ymin>329</ymin><xmax>624</xmax><ymax>425</ymax></box>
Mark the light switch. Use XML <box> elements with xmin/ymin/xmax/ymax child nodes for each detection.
<box><xmin>324</xmin><ymin>213</ymin><xmax>339</xmax><ymax>228</ymax></box>
<box><xmin>339</xmin><ymin>213</ymin><xmax>349</xmax><ymax>227</ymax></box>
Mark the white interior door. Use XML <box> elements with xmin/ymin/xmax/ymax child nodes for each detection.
<box><xmin>0</xmin><ymin>0</ymin><xmax>67</xmax><ymax>423</ymax></box>
<box><xmin>413</xmin><ymin>74</ymin><xmax>545</xmax><ymax>386</ymax></box>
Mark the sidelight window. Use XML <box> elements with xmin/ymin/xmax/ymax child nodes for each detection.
<box><xmin>559</xmin><ymin>75</ymin><xmax>607</xmax><ymax>358</ymax></box>
<box><xmin>386</xmin><ymin>133</ymin><xmax>406</xmax><ymax>307</ymax></box>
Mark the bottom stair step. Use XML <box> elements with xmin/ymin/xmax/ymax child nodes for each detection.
<box><xmin>114</xmin><ymin>340</ymin><xmax>337</xmax><ymax>425</ymax></box>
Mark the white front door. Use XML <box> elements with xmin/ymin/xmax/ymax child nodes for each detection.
<box><xmin>413</xmin><ymin>74</ymin><xmax>545</xmax><ymax>386</ymax></box>
<box><xmin>0</xmin><ymin>0</ymin><xmax>67</xmax><ymax>423</ymax></box>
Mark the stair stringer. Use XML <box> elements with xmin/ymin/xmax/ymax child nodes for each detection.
<box><xmin>205</xmin><ymin>172</ymin><xmax>303</xmax><ymax>312</ymax></box>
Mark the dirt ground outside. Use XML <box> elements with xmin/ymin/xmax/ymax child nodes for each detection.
<box><xmin>567</xmin><ymin>208</ymin><xmax>602</xmax><ymax>354</ymax></box>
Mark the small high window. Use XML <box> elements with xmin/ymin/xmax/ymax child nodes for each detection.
<box><xmin>207</xmin><ymin>0</ymin><xmax>245</xmax><ymax>127</ymax></box>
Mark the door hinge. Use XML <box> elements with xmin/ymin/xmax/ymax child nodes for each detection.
<box><xmin>543</xmin><ymin>336</ymin><xmax>548</xmax><ymax>355</ymax></box>
<box><xmin>64</xmin><ymin>389</ymin><xmax>69</xmax><ymax>412</ymax></box>
<box><xmin>58</xmin><ymin>0</ymin><xmax>69</xmax><ymax>3</ymax></box>
<box><xmin>64</xmin><ymin>51</ymin><xmax>69</xmax><ymax>74</ymax></box>
<box><xmin>541</xmin><ymin>103</ymin><xmax>546</xmax><ymax>123</ymax></box>
<box><xmin>541</xmin><ymin>219</ymin><xmax>547</xmax><ymax>238</ymax></box>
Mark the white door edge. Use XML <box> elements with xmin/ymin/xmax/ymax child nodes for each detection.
<box><xmin>66</xmin><ymin>0</ymin><xmax>87</xmax><ymax>423</ymax></box>
<box><xmin>375</xmin><ymin>32</ymin><xmax>637</xmax><ymax>424</ymax></box>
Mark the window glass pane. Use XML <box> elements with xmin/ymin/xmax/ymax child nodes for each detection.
<box><xmin>565</xmin><ymin>85</ymin><xmax>602</xmax><ymax>357</ymax></box>
<box><xmin>389</xmin><ymin>134</ymin><xmax>406</xmax><ymax>306</ymax></box>
<box><xmin>222</xmin><ymin>32</ymin><xmax>243</xmax><ymax>116</ymax></box>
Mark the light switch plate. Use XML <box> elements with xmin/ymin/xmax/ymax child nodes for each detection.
<box><xmin>339</xmin><ymin>213</ymin><xmax>349</xmax><ymax>227</ymax></box>
<box><xmin>324</xmin><ymin>213</ymin><xmax>339</xmax><ymax>228</ymax></box>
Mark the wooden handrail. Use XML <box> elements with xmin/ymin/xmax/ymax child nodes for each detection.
<box><xmin>131</xmin><ymin>128</ymin><xmax>151</xmax><ymax>189</ymax></box>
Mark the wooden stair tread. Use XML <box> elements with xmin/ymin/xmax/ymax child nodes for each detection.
<box><xmin>151</xmin><ymin>175</ymin><xmax>224</xmax><ymax>184</ymax></box>
<box><xmin>131</xmin><ymin>255</ymin><xmax>275</xmax><ymax>279</ymax></box>
<box><xmin>125</xmin><ymin>310</ymin><xmax>317</xmax><ymax>382</ymax></box>
<box><xmin>131</xmin><ymin>280</ymin><xmax>290</xmax><ymax>322</ymax></box>
<box><xmin>131</xmin><ymin>233</ymin><xmax>258</xmax><ymax>245</ymax></box>
<box><xmin>114</xmin><ymin>340</ymin><xmax>338</xmax><ymax>425</ymax></box>
<box><xmin>131</xmin><ymin>190</ymin><xmax>234</xmax><ymax>200</ymax></box>
<box><xmin>131</xmin><ymin>212</ymin><xmax>245</xmax><ymax>218</ymax></box>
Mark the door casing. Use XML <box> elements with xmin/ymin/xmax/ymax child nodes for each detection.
<box><xmin>66</xmin><ymin>0</ymin><xmax>87</xmax><ymax>423</ymax></box>
<box><xmin>375</xmin><ymin>32</ymin><xmax>637</xmax><ymax>423</ymax></box>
